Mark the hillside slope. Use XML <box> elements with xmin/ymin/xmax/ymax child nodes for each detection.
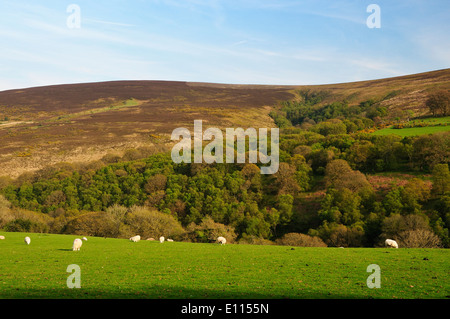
<box><xmin>0</xmin><ymin>69</ymin><xmax>449</xmax><ymax>178</ymax></box>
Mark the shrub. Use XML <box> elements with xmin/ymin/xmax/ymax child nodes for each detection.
<box><xmin>124</xmin><ymin>206</ymin><xmax>185</xmax><ymax>240</ymax></box>
<box><xmin>397</xmin><ymin>229</ymin><xmax>442</xmax><ymax>248</ymax></box>
<box><xmin>275</xmin><ymin>232</ymin><xmax>327</xmax><ymax>247</ymax></box>
<box><xmin>183</xmin><ymin>217</ymin><xmax>237</xmax><ymax>243</ymax></box>
<box><xmin>378</xmin><ymin>214</ymin><xmax>443</xmax><ymax>247</ymax></box>
<box><xmin>4</xmin><ymin>218</ymin><xmax>49</xmax><ymax>233</ymax></box>
<box><xmin>381</xmin><ymin>214</ymin><xmax>430</xmax><ymax>240</ymax></box>
<box><xmin>63</xmin><ymin>211</ymin><xmax>120</xmax><ymax>237</ymax></box>
<box><xmin>238</xmin><ymin>234</ymin><xmax>274</xmax><ymax>245</ymax></box>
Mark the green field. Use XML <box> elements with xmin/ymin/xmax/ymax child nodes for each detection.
<box><xmin>373</xmin><ymin>117</ymin><xmax>450</xmax><ymax>137</ymax></box>
<box><xmin>372</xmin><ymin>125</ymin><xmax>450</xmax><ymax>137</ymax></box>
<box><xmin>0</xmin><ymin>232</ymin><xmax>448</xmax><ymax>299</ymax></box>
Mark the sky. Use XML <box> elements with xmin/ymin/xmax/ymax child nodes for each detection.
<box><xmin>0</xmin><ymin>0</ymin><xmax>449</xmax><ymax>91</ymax></box>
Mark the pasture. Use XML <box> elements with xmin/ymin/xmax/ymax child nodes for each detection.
<box><xmin>372</xmin><ymin>125</ymin><xmax>449</xmax><ymax>137</ymax></box>
<box><xmin>373</xmin><ymin>116</ymin><xmax>450</xmax><ymax>137</ymax></box>
<box><xmin>0</xmin><ymin>232</ymin><xmax>448</xmax><ymax>299</ymax></box>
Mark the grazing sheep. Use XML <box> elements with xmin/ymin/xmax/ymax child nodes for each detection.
<box><xmin>0</xmin><ymin>235</ymin><xmax>5</xmax><ymax>240</ymax></box>
<box><xmin>159</xmin><ymin>236</ymin><xmax>165</xmax><ymax>243</ymax></box>
<box><xmin>167</xmin><ymin>239</ymin><xmax>174</xmax><ymax>242</ymax></box>
<box><xmin>385</xmin><ymin>239</ymin><xmax>398</xmax><ymax>249</ymax></box>
<box><xmin>82</xmin><ymin>237</ymin><xmax>88</xmax><ymax>241</ymax></box>
<box><xmin>147</xmin><ymin>238</ymin><xmax>155</xmax><ymax>241</ymax></box>
<box><xmin>217</xmin><ymin>236</ymin><xmax>226</xmax><ymax>245</ymax></box>
<box><xmin>24</xmin><ymin>236</ymin><xmax>31</xmax><ymax>245</ymax></box>
<box><xmin>130</xmin><ymin>235</ymin><xmax>141</xmax><ymax>242</ymax></box>
<box><xmin>73</xmin><ymin>238</ymin><xmax>82</xmax><ymax>251</ymax></box>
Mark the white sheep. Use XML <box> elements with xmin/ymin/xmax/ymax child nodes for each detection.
<box><xmin>217</xmin><ymin>236</ymin><xmax>226</xmax><ymax>245</ymax></box>
<box><xmin>82</xmin><ymin>237</ymin><xmax>88</xmax><ymax>241</ymax></box>
<box><xmin>0</xmin><ymin>235</ymin><xmax>5</xmax><ymax>240</ymax></box>
<box><xmin>73</xmin><ymin>238</ymin><xmax>82</xmax><ymax>251</ymax></box>
<box><xmin>130</xmin><ymin>235</ymin><xmax>141</xmax><ymax>242</ymax></box>
<box><xmin>159</xmin><ymin>236</ymin><xmax>165</xmax><ymax>243</ymax></box>
<box><xmin>24</xmin><ymin>236</ymin><xmax>31</xmax><ymax>245</ymax></box>
<box><xmin>385</xmin><ymin>239</ymin><xmax>398</xmax><ymax>249</ymax></box>
<box><xmin>167</xmin><ymin>239</ymin><xmax>174</xmax><ymax>242</ymax></box>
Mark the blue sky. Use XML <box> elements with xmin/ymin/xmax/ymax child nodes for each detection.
<box><xmin>0</xmin><ymin>0</ymin><xmax>449</xmax><ymax>90</ymax></box>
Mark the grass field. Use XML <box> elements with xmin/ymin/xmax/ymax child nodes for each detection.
<box><xmin>372</xmin><ymin>125</ymin><xmax>450</xmax><ymax>137</ymax></box>
<box><xmin>0</xmin><ymin>232</ymin><xmax>448</xmax><ymax>299</ymax></box>
<box><xmin>372</xmin><ymin>116</ymin><xmax>450</xmax><ymax>137</ymax></box>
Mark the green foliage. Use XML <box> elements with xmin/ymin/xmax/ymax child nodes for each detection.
<box><xmin>2</xmin><ymin>90</ymin><xmax>449</xmax><ymax>247</ymax></box>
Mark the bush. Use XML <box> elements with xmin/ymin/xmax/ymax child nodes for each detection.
<box><xmin>238</xmin><ymin>235</ymin><xmax>274</xmax><ymax>245</ymax></box>
<box><xmin>380</xmin><ymin>214</ymin><xmax>430</xmax><ymax>240</ymax></box>
<box><xmin>124</xmin><ymin>206</ymin><xmax>185</xmax><ymax>240</ymax></box>
<box><xmin>0</xmin><ymin>195</ymin><xmax>13</xmax><ymax>228</ymax></box>
<box><xmin>63</xmin><ymin>211</ymin><xmax>120</xmax><ymax>237</ymax></box>
<box><xmin>4</xmin><ymin>218</ymin><xmax>49</xmax><ymax>233</ymax></box>
<box><xmin>275</xmin><ymin>232</ymin><xmax>327</xmax><ymax>247</ymax></box>
<box><xmin>327</xmin><ymin>224</ymin><xmax>364</xmax><ymax>247</ymax></box>
<box><xmin>397</xmin><ymin>229</ymin><xmax>442</xmax><ymax>248</ymax></box>
<box><xmin>1</xmin><ymin>205</ymin><xmax>52</xmax><ymax>232</ymax></box>
<box><xmin>183</xmin><ymin>217</ymin><xmax>237</xmax><ymax>243</ymax></box>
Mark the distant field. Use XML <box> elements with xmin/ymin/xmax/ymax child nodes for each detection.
<box><xmin>373</xmin><ymin>116</ymin><xmax>450</xmax><ymax>137</ymax></box>
<box><xmin>373</xmin><ymin>125</ymin><xmax>450</xmax><ymax>137</ymax></box>
<box><xmin>0</xmin><ymin>232</ymin><xmax>448</xmax><ymax>299</ymax></box>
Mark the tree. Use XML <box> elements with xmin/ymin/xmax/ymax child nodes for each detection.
<box><xmin>346</xmin><ymin>140</ymin><xmax>374</xmax><ymax>170</ymax></box>
<box><xmin>183</xmin><ymin>216</ymin><xmax>237</xmax><ymax>243</ymax></box>
<box><xmin>289</xmin><ymin>154</ymin><xmax>312</xmax><ymax>191</ymax></box>
<box><xmin>239</xmin><ymin>163</ymin><xmax>262</xmax><ymax>192</ymax></box>
<box><xmin>412</xmin><ymin>132</ymin><xmax>450</xmax><ymax>170</ymax></box>
<box><xmin>432</xmin><ymin>164</ymin><xmax>450</xmax><ymax>196</ymax></box>
<box><xmin>397</xmin><ymin>229</ymin><xmax>442</xmax><ymax>248</ymax></box>
<box><xmin>380</xmin><ymin>214</ymin><xmax>432</xmax><ymax>245</ymax></box>
<box><xmin>426</xmin><ymin>90</ymin><xmax>449</xmax><ymax>116</ymax></box>
<box><xmin>325</xmin><ymin>159</ymin><xmax>371</xmax><ymax>193</ymax></box>
<box><xmin>312</xmin><ymin>119</ymin><xmax>347</xmax><ymax>136</ymax></box>
<box><xmin>307</xmin><ymin>148</ymin><xmax>335</xmax><ymax>174</ymax></box>
<box><xmin>401</xmin><ymin>178</ymin><xmax>431</xmax><ymax>213</ymax></box>
<box><xmin>124</xmin><ymin>206</ymin><xmax>185</xmax><ymax>239</ymax></box>
<box><xmin>271</xmin><ymin>162</ymin><xmax>301</xmax><ymax>196</ymax></box>
<box><xmin>327</xmin><ymin>224</ymin><xmax>364</xmax><ymax>247</ymax></box>
<box><xmin>144</xmin><ymin>174</ymin><xmax>167</xmax><ymax>194</ymax></box>
<box><xmin>276</xmin><ymin>193</ymin><xmax>294</xmax><ymax>225</ymax></box>
<box><xmin>319</xmin><ymin>188</ymin><xmax>362</xmax><ymax>226</ymax></box>
<box><xmin>383</xmin><ymin>188</ymin><xmax>404</xmax><ymax>215</ymax></box>
<box><xmin>63</xmin><ymin>211</ymin><xmax>120</xmax><ymax>237</ymax></box>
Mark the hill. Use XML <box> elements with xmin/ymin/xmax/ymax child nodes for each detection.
<box><xmin>0</xmin><ymin>69</ymin><xmax>449</xmax><ymax>178</ymax></box>
<box><xmin>0</xmin><ymin>81</ymin><xmax>294</xmax><ymax>178</ymax></box>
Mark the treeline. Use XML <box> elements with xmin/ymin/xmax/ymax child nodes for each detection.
<box><xmin>1</xmin><ymin>89</ymin><xmax>449</xmax><ymax>247</ymax></box>
<box><xmin>269</xmin><ymin>89</ymin><xmax>390</xmax><ymax>129</ymax></box>
<box><xmin>270</xmin><ymin>88</ymin><xmax>449</xmax><ymax>129</ymax></box>
<box><xmin>1</xmin><ymin>128</ymin><xmax>449</xmax><ymax>247</ymax></box>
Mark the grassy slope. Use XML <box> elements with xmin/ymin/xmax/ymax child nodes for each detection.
<box><xmin>372</xmin><ymin>125</ymin><xmax>450</xmax><ymax>137</ymax></box>
<box><xmin>0</xmin><ymin>232</ymin><xmax>448</xmax><ymax>299</ymax></box>
<box><xmin>372</xmin><ymin>116</ymin><xmax>450</xmax><ymax>137</ymax></box>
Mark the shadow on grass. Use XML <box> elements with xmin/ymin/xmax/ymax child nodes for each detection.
<box><xmin>0</xmin><ymin>284</ymin><xmax>370</xmax><ymax>300</ymax></box>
